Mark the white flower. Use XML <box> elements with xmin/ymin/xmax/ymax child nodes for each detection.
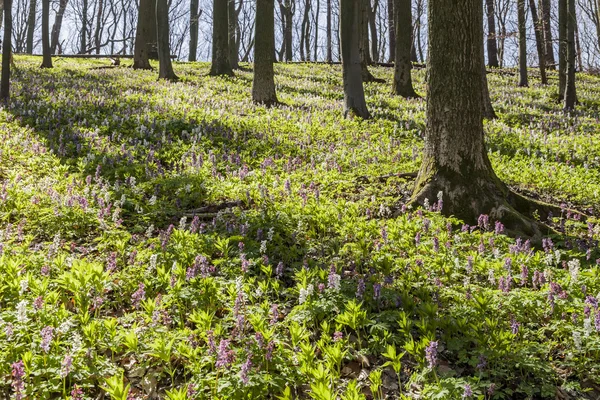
<box><xmin>145</xmin><ymin>224</ymin><xmax>155</xmax><ymax>238</ymax></box>
<box><xmin>147</xmin><ymin>254</ymin><xmax>158</xmax><ymax>273</ymax></box>
<box><xmin>437</xmin><ymin>191</ymin><xmax>443</xmax><ymax>201</ymax></box>
<box><xmin>299</xmin><ymin>288</ymin><xmax>308</xmax><ymax>304</ymax></box>
<box><xmin>148</xmin><ymin>195</ymin><xmax>157</xmax><ymax>206</ymax></box>
<box><xmin>554</xmin><ymin>250</ymin><xmax>561</xmax><ymax>265</ymax></box>
<box><xmin>328</xmin><ymin>274</ymin><xmax>341</xmax><ymax>292</ymax></box>
<box><xmin>19</xmin><ymin>279</ymin><xmax>28</xmax><ymax>295</ymax></box>
<box><xmin>267</xmin><ymin>227</ymin><xmax>275</xmax><ymax>241</ymax></box>
<box><xmin>260</xmin><ymin>241</ymin><xmax>267</xmax><ymax>254</ymax></box>
<box><xmin>573</xmin><ymin>331</ymin><xmax>582</xmax><ymax>351</ymax></box>
<box><xmin>544</xmin><ymin>253</ymin><xmax>553</xmax><ymax>266</ymax></box>
<box><xmin>568</xmin><ymin>259</ymin><xmax>580</xmax><ymax>284</ymax></box>
<box><xmin>58</xmin><ymin>319</ymin><xmax>74</xmax><ymax>334</ymax></box>
<box><xmin>584</xmin><ymin>318</ymin><xmax>593</xmax><ymax>337</ymax></box>
<box><xmin>71</xmin><ymin>333</ymin><xmax>83</xmax><ymax>352</ymax></box>
<box><xmin>423</xmin><ymin>198</ymin><xmax>430</xmax><ymax>209</ymax></box>
<box><xmin>178</xmin><ymin>217</ymin><xmax>187</xmax><ymax>231</ymax></box>
<box><xmin>488</xmin><ymin>269</ymin><xmax>495</xmax><ymax>285</ymax></box>
<box><xmin>16</xmin><ymin>300</ymin><xmax>28</xmax><ymax>323</ymax></box>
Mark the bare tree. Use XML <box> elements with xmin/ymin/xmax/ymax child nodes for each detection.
<box><xmin>41</xmin><ymin>0</ymin><xmax>52</xmax><ymax>67</ymax></box>
<box><xmin>51</xmin><ymin>0</ymin><xmax>68</xmax><ymax>54</ymax></box>
<box><xmin>530</xmin><ymin>0</ymin><xmax>548</xmax><ymax>83</ymax></box>
<box><xmin>518</xmin><ymin>0</ymin><xmax>528</xmax><ymax>86</ymax></box>
<box><xmin>210</xmin><ymin>0</ymin><xmax>233</xmax><ymax>75</ymax></box>
<box><xmin>157</xmin><ymin>0</ymin><xmax>177</xmax><ymax>79</ymax></box>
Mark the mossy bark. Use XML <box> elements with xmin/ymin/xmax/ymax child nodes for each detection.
<box><xmin>210</xmin><ymin>0</ymin><xmax>233</xmax><ymax>76</ymax></box>
<box><xmin>412</xmin><ymin>0</ymin><xmax>553</xmax><ymax>240</ymax></box>
<box><xmin>40</xmin><ymin>0</ymin><xmax>53</xmax><ymax>68</ymax></box>
<box><xmin>156</xmin><ymin>0</ymin><xmax>177</xmax><ymax>80</ymax></box>
<box><xmin>133</xmin><ymin>0</ymin><xmax>156</xmax><ymax>70</ymax></box>
<box><xmin>341</xmin><ymin>0</ymin><xmax>370</xmax><ymax>119</ymax></box>
<box><xmin>392</xmin><ymin>0</ymin><xmax>418</xmax><ymax>98</ymax></box>
<box><xmin>252</xmin><ymin>0</ymin><xmax>278</xmax><ymax>105</ymax></box>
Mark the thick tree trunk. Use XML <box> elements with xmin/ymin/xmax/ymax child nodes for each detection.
<box><xmin>559</xmin><ymin>0</ymin><xmax>567</xmax><ymax>99</ymax></box>
<box><xmin>156</xmin><ymin>0</ymin><xmax>177</xmax><ymax>80</ymax></box>
<box><xmin>541</xmin><ymin>0</ymin><xmax>555</xmax><ymax>68</ymax></box>
<box><xmin>284</xmin><ymin>0</ymin><xmax>293</xmax><ymax>61</ymax></box>
<box><xmin>41</xmin><ymin>0</ymin><xmax>52</xmax><ymax>68</ymax></box>
<box><xmin>1</xmin><ymin>0</ymin><xmax>12</xmax><ymax>104</ymax></box>
<box><xmin>413</xmin><ymin>0</ymin><xmax>552</xmax><ymax>237</ymax></box>
<box><xmin>564</xmin><ymin>0</ymin><xmax>576</xmax><ymax>111</ymax></box>
<box><xmin>252</xmin><ymin>0</ymin><xmax>277</xmax><ymax>105</ymax></box>
<box><xmin>392</xmin><ymin>0</ymin><xmax>417</xmax><ymax>98</ymax></box>
<box><xmin>50</xmin><ymin>0</ymin><xmax>68</xmax><ymax>54</ymax></box>
<box><xmin>529</xmin><ymin>0</ymin><xmax>547</xmax><ymax>84</ymax></box>
<box><xmin>326</xmin><ymin>0</ymin><xmax>332</xmax><ymax>62</ymax></box>
<box><xmin>229</xmin><ymin>0</ymin><xmax>239</xmax><ymax>69</ymax></box>
<box><xmin>26</xmin><ymin>0</ymin><xmax>36</xmax><ymax>54</ymax></box>
<box><xmin>341</xmin><ymin>0</ymin><xmax>370</xmax><ymax>119</ymax></box>
<box><xmin>387</xmin><ymin>0</ymin><xmax>395</xmax><ymax>63</ymax></box>
<box><xmin>517</xmin><ymin>0</ymin><xmax>528</xmax><ymax>87</ymax></box>
<box><xmin>133</xmin><ymin>0</ymin><xmax>157</xmax><ymax>69</ymax></box>
<box><xmin>189</xmin><ymin>0</ymin><xmax>199</xmax><ymax>61</ymax></box>
<box><xmin>485</xmin><ymin>0</ymin><xmax>499</xmax><ymax>67</ymax></box>
<box><xmin>210</xmin><ymin>0</ymin><xmax>233</xmax><ymax>75</ymax></box>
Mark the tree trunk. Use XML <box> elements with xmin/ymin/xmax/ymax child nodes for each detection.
<box><xmin>284</xmin><ymin>0</ymin><xmax>293</xmax><ymax>61</ymax></box>
<box><xmin>387</xmin><ymin>0</ymin><xmax>395</xmax><ymax>62</ymax></box>
<box><xmin>253</xmin><ymin>0</ymin><xmax>277</xmax><ymax>105</ymax></box>
<box><xmin>481</xmin><ymin>1</ymin><xmax>496</xmax><ymax>120</ymax></box>
<box><xmin>517</xmin><ymin>0</ymin><xmax>528</xmax><ymax>87</ymax></box>
<box><xmin>41</xmin><ymin>0</ymin><xmax>52</xmax><ymax>68</ymax></box>
<box><xmin>1</xmin><ymin>0</ymin><xmax>12</xmax><ymax>104</ymax></box>
<box><xmin>413</xmin><ymin>0</ymin><xmax>550</xmax><ymax>237</ymax></box>
<box><xmin>326</xmin><ymin>0</ymin><xmax>332</xmax><ymax>62</ymax></box>
<box><xmin>359</xmin><ymin>0</ymin><xmax>375</xmax><ymax>81</ymax></box>
<box><xmin>369</xmin><ymin>0</ymin><xmax>379</xmax><ymax>63</ymax></box>
<box><xmin>559</xmin><ymin>0</ymin><xmax>567</xmax><ymax>99</ymax></box>
<box><xmin>133</xmin><ymin>0</ymin><xmax>157</xmax><ymax>69</ymax></box>
<box><xmin>156</xmin><ymin>0</ymin><xmax>177</xmax><ymax>80</ymax></box>
<box><xmin>26</xmin><ymin>0</ymin><xmax>36</xmax><ymax>54</ymax></box>
<box><xmin>541</xmin><ymin>0</ymin><xmax>555</xmax><ymax>68</ymax></box>
<box><xmin>210</xmin><ymin>0</ymin><xmax>232</xmax><ymax>75</ymax></box>
<box><xmin>341</xmin><ymin>0</ymin><xmax>370</xmax><ymax>119</ymax></box>
<box><xmin>81</xmin><ymin>0</ymin><xmax>88</xmax><ymax>53</ymax></box>
<box><xmin>564</xmin><ymin>0</ymin><xmax>576</xmax><ymax>111</ymax></box>
<box><xmin>189</xmin><ymin>0</ymin><xmax>199</xmax><ymax>61</ymax></box>
<box><xmin>314</xmin><ymin>0</ymin><xmax>319</xmax><ymax>61</ymax></box>
<box><xmin>529</xmin><ymin>0</ymin><xmax>547</xmax><ymax>84</ymax></box>
<box><xmin>485</xmin><ymin>0</ymin><xmax>498</xmax><ymax>67</ymax></box>
<box><xmin>50</xmin><ymin>0</ymin><xmax>68</xmax><ymax>54</ymax></box>
<box><xmin>392</xmin><ymin>0</ymin><xmax>417</xmax><ymax>98</ymax></box>
<box><xmin>94</xmin><ymin>0</ymin><xmax>103</xmax><ymax>54</ymax></box>
<box><xmin>228</xmin><ymin>0</ymin><xmax>239</xmax><ymax>68</ymax></box>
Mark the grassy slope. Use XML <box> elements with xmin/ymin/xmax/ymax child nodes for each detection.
<box><xmin>0</xmin><ymin>56</ymin><xmax>599</xmax><ymax>399</ymax></box>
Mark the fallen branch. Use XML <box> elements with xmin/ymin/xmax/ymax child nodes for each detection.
<box><xmin>356</xmin><ymin>172</ymin><xmax>418</xmax><ymax>183</ymax></box>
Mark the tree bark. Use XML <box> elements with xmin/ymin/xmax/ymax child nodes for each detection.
<box><xmin>559</xmin><ymin>0</ymin><xmax>567</xmax><ymax>99</ymax></box>
<box><xmin>81</xmin><ymin>0</ymin><xmax>88</xmax><ymax>53</ymax></box>
<box><xmin>369</xmin><ymin>0</ymin><xmax>379</xmax><ymax>63</ymax></box>
<box><xmin>314</xmin><ymin>0</ymin><xmax>319</xmax><ymax>61</ymax></box>
<box><xmin>485</xmin><ymin>0</ymin><xmax>498</xmax><ymax>67</ymax></box>
<box><xmin>392</xmin><ymin>0</ymin><xmax>417</xmax><ymax>98</ymax></box>
<box><xmin>133</xmin><ymin>0</ymin><xmax>157</xmax><ymax>69</ymax></box>
<box><xmin>252</xmin><ymin>0</ymin><xmax>277</xmax><ymax>105</ymax></box>
<box><xmin>50</xmin><ymin>0</ymin><xmax>68</xmax><ymax>54</ymax></box>
<box><xmin>517</xmin><ymin>0</ymin><xmax>528</xmax><ymax>87</ymax></box>
<box><xmin>41</xmin><ymin>0</ymin><xmax>52</xmax><ymax>68</ymax></box>
<box><xmin>210</xmin><ymin>0</ymin><xmax>233</xmax><ymax>75</ymax></box>
<box><xmin>26</xmin><ymin>0</ymin><xmax>36</xmax><ymax>54</ymax></box>
<box><xmin>541</xmin><ymin>0</ymin><xmax>555</xmax><ymax>68</ymax></box>
<box><xmin>1</xmin><ymin>0</ymin><xmax>12</xmax><ymax>104</ymax></box>
<box><xmin>412</xmin><ymin>0</ymin><xmax>551</xmax><ymax>238</ymax></box>
<box><xmin>481</xmin><ymin>2</ymin><xmax>496</xmax><ymax>120</ymax></box>
<box><xmin>94</xmin><ymin>0</ymin><xmax>103</xmax><ymax>54</ymax></box>
<box><xmin>359</xmin><ymin>0</ymin><xmax>376</xmax><ymax>81</ymax></box>
<box><xmin>326</xmin><ymin>0</ymin><xmax>332</xmax><ymax>62</ymax></box>
<box><xmin>341</xmin><ymin>0</ymin><xmax>370</xmax><ymax>119</ymax></box>
<box><xmin>564</xmin><ymin>0</ymin><xmax>576</xmax><ymax>111</ymax></box>
<box><xmin>189</xmin><ymin>0</ymin><xmax>199</xmax><ymax>61</ymax></box>
<box><xmin>387</xmin><ymin>0</ymin><xmax>395</xmax><ymax>63</ymax></box>
<box><xmin>156</xmin><ymin>0</ymin><xmax>177</xmax><ymax>80</ymax></box>
<box><xmin>228</xmin><ymin>0</ymin><xmax>239</xmax><ymax>69</ymax></box>
<box><xmin>529</xmin><ymin>0</ymin><xmax>547</xmax><ymax>84</ymax></box>
<box><xmin>284</xmin><ymin>0</ymin><xmax>293</xmax><ymax>61</ymax></box>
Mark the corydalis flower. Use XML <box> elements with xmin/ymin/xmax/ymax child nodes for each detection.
<box><xmin>328</xmin><ymin>266</ymin><xmax>341</xmax><ymax>291</ymax></box>
<box><xmin>71</xmin><ymin>384</ymin><xmax>84</xmax><ymax>400</ymax></box>
<box><xmin>40</xmin><ymin>326</ymin><xmax>54</xmax><ymax>353</ymax></box>
<box><xmin>463</xmin><ymin>384</ymin><xmax>473</xmax><ymax>398</ymax></box>
<box><xmin>425</xmin><ymin>341</ymin><xmax>438</xmax><ymax>369</ymax></box>
<box><xmin>240</xmin><ymin>354</ymin><xmax>252</xmax><ymax>385</ymax></box>
<box><xmin>11</xmin><ymin>360</ymin><xmax>25</xmax><ymax>400</ymax></box>
<box><xmin>131</xmin><ymin>283</ymin><xmax>145</xmax><ymax>308</ymax></box>
<box><xmin>216</xmin><ymin>339</ymin><xmax>235</xmax><ymax>368</ymax></box>
<box><xmin>60</xmin><ymin>354</ymin><xmax>73</xmax><ymax>378</ymax></box>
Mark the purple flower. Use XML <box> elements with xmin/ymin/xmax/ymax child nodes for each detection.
<box><xmin>596</xmin><ymin>310</ymin><xmax>600</xmax><ymax>332</ymax></box>
<box><xmin>106</xmin><ymin>252</ymin><xmax>117</xmax><ymax>272</ymax></box>
<box><xmin>270</xmin><ymin>304</ymin><xmax>279</xmax><ymax>325</ymax></box>
<box><xmin>487</xmin><ymin>383</ymin><xmax>496</xmax><ymax>396</ymax></box>
<box><xmin>463</xmin><ymin>384</ymin><xmax>473</xmax><ymax>398</ymax></box>
<box><xmin>333</xmin><ymin>331</ymin><xmax>343</xmax><ymax>342</ymax></box>
<box><xmin>495</xmin><ymin>221</ymin><xmax>504</xmax><ymax>235</ymax></box>
<box><xmin>216</xmin><ymin>339</ymin><xmax>235</xmax><ymax>368</ymax></box>
<box><xmin>476</xmin><ymin>355</ymin><xmax>487</xmax><ymax>371</ymax></box>
<box><xmin>33</xmin><ymin>296</ymin><xmax>44</xmax><ymax>311</ymax></box>
<box><xmin>240</xmin><ymin>354</ymin><xmax>252</xmax><ymax>385</ymax></box>
<box><xmin>190</xmin><ymin>216</ymin><xmax>200</xmax><ymax>233</ymax></box>
<box><xmin>161</xmin><ymin>225</ymin><xmax>174</xmax><ymax>250</ymax></box>
<box><xmin>266</xmin><ymin>341</ymin><xmax>275</xmax><ymax>361</ymax></box>
<box><xmin>373</xmin><ymin>283</ymin><xmax>382</xmax><ymax>300</ymax></box>
<box><xmin>131</xmin><ymin>283</ymin><xmax>145</xmax><ymax>308</ymax></box>
<box><xmin>478</xmin><ymin>214</ymin><xmax>490</xmax><ymax>231</ymax></box>
<box><xmin>71</xmin><ymin>384</ymin><xmax>84</xmax><ymax>400</ymax></box>
<box><xmin>511</xmin><ymin>318</ymin><xmax>520</xmax><ymax>335</ymax></box>
<box><xmin>433</xmin><ymin>237</ymin><xmax>439</xmax><ymax>253</ymax></box>
<box><xmin>466</xmin><ymin>256</ymin><xmax>473</xmax><ymax>274</ymax></box>
<box><xmin>11</xmin><ymin>360</ymin><xmax>25</xmax><ymax>400</ymax></box>
<box><xmin>40</xmin><ymin>326</ymin><xmax>54</xmax><ymax>353</ymax></box>
<box><xmin>542</xmin><ymin>238</ymin><xmax>554</xmax><ymax>253</ymax></box>
<box><xmin>206</xmin><ymin>330</ymin><xmax>217</xmax><ymax>354</ymax></box>
<box><xmin>520</xmin><ymin>265</ymin><xmax>529</xmax><ymax>286</ymax></box>
<box><xmin>276</xmin><ymin>262</ymin><xmax>284</xmax><ymax>278</ymax></box>
<box><xmin>61</xmin><ymin>354</ymin><xmax>73</xmax><ymax>378</ymax></box>
<box><xmin>425</xmin><ymin>341</ymin><xmax>438</xmax><ymax>369</ymax></box>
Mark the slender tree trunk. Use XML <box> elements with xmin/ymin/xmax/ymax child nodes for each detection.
<box><xmin>189</xmin><ymin>0</ymin><xmax>199</xmax><ymax>61</ymax></box>
<box><xmin>253</xmin><ymin>0</ymin><xmax>277</xmax><ymax>104</ymax></box>
<box><xmin>559</xmin><ymin>0</ymin><xmax>567</xmax><ymax>99</ymax></box>
<box><xmin>314</xmin><ymin>0</ymin><xmax>319</xmax><ymax>61</ymax></box>
<box><xmin>517</xmin><ymin>0</ymin><xmax>528</xmax><ymax>86</ymax></box>
<box><xmin>326</xmin><ymin>0</ymin><xmax>332</xmax><ymax>62</ymax></box>
<box><xmin>341</xmin><ymin>0</ymin><xmax>370</xmax><ymax>119</ymax></box>
<box><xmin>210</xmin><ymin>0</ymin><xmax>232</xmax><ymax>75</ymax></box>
<box><xmin>51</xmin><ymin>0</ymin><xmax>68</xmax><ymax>54</ymax></box>
<box><xmin>359</xmin><ymin>0</ymin><xmax>375</xmax><ymax>81</ymax></box>
<box><xmin>26</xmin><ymin>0</ymin><xmax>36</xmax><ymax>54</ymax></box>
<box><xmin>413</xmin><ymin>0</ymin><xmax>548</xmax><ymax>237</ymax></box>
<box><xmin>94</xmin><ymin>0</ymin><xmax>103</xmax><ymax>54</ymax></box>
<box><xmin>485</xmin><ymin>0</ymin><xmax>498</xmax><ymax>67</ymax></box>
<box><xmin>574</xmin><ymin>18</ymin><xmax>582</xmax><ymax>71</ymax></box>
<box><xmin>81</xmin><ymin>0</ymin><xmax>88</xmax><ymax>53</ymax></box>
<box><xmin>284</xmin><ymin>0</ymin><xmax>293</xmax><ymax>61</ymax></box>
<box><xmin>529</xmin><ymin>0</ymin><xmax>547</xmax><ymax>84</ymax></box>
<box><xmin>541</xmin><ymin>0</ymin><xmax>555</xmax><ymax>68</ymax></box>
<box><xmin>229</xmin><ymin>0</ymin><xmax>239</xmax><ymax>68</ymax></box>
<box><xmin>156</xmin><ymin>0</ymin><xmax>177</xmax><ymax>80</ymax></box>
<box><xmin>41</xmin><ymin>0</ymin><xmax>52</xmax><ymax>68</ymax></box>
<box><xmin>1</xmin><ymin>0</ymin><xmax>12</xmax><ymax>104</ymax></box>
<box><xmin>564</xmin><ymin>0</ymin><xmax>576</xmax><ymax>111</ymax></box>
<box><xmin>133</xmin><ymin>0</ymin><xmax>156</xmax><ymax>69</ymax></box>
<box><xmin>392</xmin><ymin>0</ymin><xmax>417</xmax><ymax>98</ymax></box>
<box><xmin>387</xmin><ymin>0</ymin><xmax>395</xmax><ymax>62</ymax></box>
<box><xmin>481</xmin><ymin>1</ymin><xmax>496</xmax><ymax>120</ymax></box>
<box><xmin>369</xmin><ymin>0</ymin><xmax>379</xmax><ymax>63</ymax></box>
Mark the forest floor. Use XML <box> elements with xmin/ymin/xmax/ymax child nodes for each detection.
<box><xmin>0</xmin><ymin>56</ymin><xmax>600</xmax><ymax>399</ymax></box>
